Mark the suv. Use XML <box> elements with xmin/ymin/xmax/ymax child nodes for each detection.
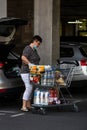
<box><xmin>59</xmin><ymin>41</ymin><xmax>87</xmax><ymax>81</ymax></box>
<box><xmin>0</xmin><ymin>17</ymin><xmax>27</xmax><ymax>97</ymax></box>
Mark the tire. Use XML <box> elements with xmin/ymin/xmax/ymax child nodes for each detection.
<box><xmin>73</xmin><ymin>104</ymin><xmax>78</xmax><ymax>112</ymax></box>
<box><xmin>31</xmin><ymin>107</ymin><xmax>38</xmax><ymax>114</ymax></box>
<box><xmin>39</xmin><ymin>108</ymin><xmax>46</xmax><ymax>115</ymax></box>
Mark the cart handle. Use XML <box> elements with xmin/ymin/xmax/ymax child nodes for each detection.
<box><xmin>57</xmin><ymin>59</ymin><xmax>79</xmax><ymax>66</ymax></box>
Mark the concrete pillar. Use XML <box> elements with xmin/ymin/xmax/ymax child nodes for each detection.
<box><xmin>34</xmin><ymin>0</ymin><xmax>60</xmax><ymax>65</ymax></box>
<box><xmin>0</xmin><ymin>0</ymin><xmax>7</xmax><ymax>18</ymax></box>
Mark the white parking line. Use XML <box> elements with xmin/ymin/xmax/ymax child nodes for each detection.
<box><xmin>73</xmin><ymin>98</ymin><xmax>87</xmax><ymax>103</ymax></box>
<box><xmin>0</xmin><ymin>110</ymin><xmax>16</xmax><ymax>113</ymax></box>
<box><xmin>10</xmin><ymin>113</ymin><xmax>25</xmax><ymax>118</ymax></box>
<box><xmin>0</xmin><ymin>113</ymin><xmax>6</xmax><ymax>115</ymax></box>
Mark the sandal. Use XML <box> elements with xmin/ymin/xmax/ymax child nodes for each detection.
<box><xmin>27</xmin><ymin>107</ymin><xmax>31</xmax><ymax>110</ymax></box>
<box><xmin>21</xmin><ymin>108</ymin><xmax>29</xmax><ymax>112</ymax></box>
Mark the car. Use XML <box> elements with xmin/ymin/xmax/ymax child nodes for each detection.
<box><xmin>59</xmin><ymin>41</ymin><xmax>87</xmax><ymax>82</ymax></box>
<box><xmin>0</xmin><ymin>17</ymin><xmax>27</xmax><ymax>98</ymax></box>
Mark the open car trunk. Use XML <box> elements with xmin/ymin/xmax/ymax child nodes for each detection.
<box><xmin>0</xmin><ymin>43</ymin><xmax>15</xmax><ymax>61</ymax></box>
<box><xmin>0</xmin><ymin>17</ymin><xmax>27</xmax><ymax>61</ymax></box>
<box><xmin>0</xmin><ymin>17</ymin><xmax>27</xmax><ymax>78</ymax></box>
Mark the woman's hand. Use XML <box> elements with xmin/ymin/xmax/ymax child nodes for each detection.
<box><xmin>28</xmin><ymin>63</ymin><xmax>35</xmax><ymax>69</ymax></box>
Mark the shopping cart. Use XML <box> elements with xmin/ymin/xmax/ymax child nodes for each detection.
<box><xmin>55</xmin><ymin>60</ymin><xmax>79</xmax><ymax>107</ymax></box>
<box><xmin>31</xmin><ymin>61</ymin><xmax>79</xmax><ymax>115</ymax></box>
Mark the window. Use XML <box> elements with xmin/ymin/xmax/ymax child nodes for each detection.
<box><xmin>0</xmin><ymin>25</ymin><xmax>14</xmax><ymax>37</ymax></box>
<box><xmin>60</xmin><ymin>47</ymin><xmax>74</xmax><ymax>57</ymax></box>
<box><xmin>79</xmin><ymin>46</ymin><xmax>87</xmax><ymax>57</ymax></box>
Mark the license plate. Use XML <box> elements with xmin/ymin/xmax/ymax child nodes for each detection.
<box><xmin>60</xmin><ymin>64</ymin><xmax>72</xmax><ymax>69</ymax></box>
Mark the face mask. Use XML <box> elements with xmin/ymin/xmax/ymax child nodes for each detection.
<box><xmin>33</xmin><ymin>45</ymin><xmax>37</xmax><ymax>50</ymax></box>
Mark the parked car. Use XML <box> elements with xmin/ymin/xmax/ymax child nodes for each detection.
<box><xmin>0</xmin><ymin>17</ymin><xmax>27</xmax><ymax>97</ymax></box>
<box><xmin>59</xmin><ymin>41</ymin><xmax>87</xmax><ymax>82</ymax></box>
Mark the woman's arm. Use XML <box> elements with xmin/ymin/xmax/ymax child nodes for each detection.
<box><xmin>21</xmin><ymin>55</ymin><xmax>30</xmax><ymax>65</ymax></box>
<box><xmin>21</xmin><ymin>55</ymin><xmax>34</xmax><ymax>67</ymax></box>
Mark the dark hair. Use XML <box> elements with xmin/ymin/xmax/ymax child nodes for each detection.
<box><xmin>31</xmin><ymin>35</ymin><xmax>42</xmax><ymax>43</ymax></box>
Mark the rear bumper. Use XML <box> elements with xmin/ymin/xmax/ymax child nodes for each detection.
<box><xmin>73</xmin><ymin>74</ymin><xmax>87</xmax><ymax>81</ymax></box>
<box><xmin>0</xmin><ymin>86</ymin><xmax>24</xmax><ymax>97</ymax></box>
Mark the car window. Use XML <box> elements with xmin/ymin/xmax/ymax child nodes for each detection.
<box><xmin>60</xmin><ymin>47</ymin><xmax>74</xmax><ymax>57</ymax></box>
<box><xmin>79</xmin><ymin>46</ymin><xmax>87</xmax><ymax>57</ymax></box>
<box><xmin>0</xmin><ymin>25</ymin><xmax>14</xmax><ymax>37</ymax></box>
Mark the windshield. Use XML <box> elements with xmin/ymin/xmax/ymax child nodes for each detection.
<box><xmin>0</xmin><ymin>25</ymin><xmax>14</xmax><ymax>37</ymax></box>
<box><xmin>60</xmin><ymin>47</ymin><xmax>74</xmax><ymax>57</ymax></box>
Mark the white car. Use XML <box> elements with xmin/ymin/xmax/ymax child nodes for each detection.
<box><xmin>59</xmin><ymin>42</ymin><xmax>87</xmax><ymax>81</ymax></box>
<box><xmin>0</xmin><ymin>17</ymin><xmax>27</xmax><ymax>97</ymax></box>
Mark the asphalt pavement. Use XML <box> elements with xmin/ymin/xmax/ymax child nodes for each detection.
<box><xmin>0</xmin><ymin>88</ymin><xmax>87</xmax><ymax>130</ymax></box>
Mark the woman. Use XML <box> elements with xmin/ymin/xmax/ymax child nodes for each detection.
<box><xmin>21</xmin><ymin>35</ymin><xmax>42</xmax><ymax>111</ymax></box>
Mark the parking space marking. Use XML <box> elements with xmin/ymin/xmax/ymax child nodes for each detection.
<box><xmin>74</xmin><ymin>98</ymin><xmax>87</xmax><ymax>103</ymax></box>
<box><xmin>0</xmin><ymin>110</ymin><xmax>25</xmax><ymax>119</ymax></box>
<box><xmin>10</xmin><ymin>113</ymin><xmax>25</xmax><ymax>118</ymax></box>
<box><xmin>0</xmin><ymin>110</ymin><xmax>16</xmax><ymax>114</ymax></box>
<box><xmin>0</xmin><ymin>113</ymin><xmax>6</xmax><ymax>115</ymax></box>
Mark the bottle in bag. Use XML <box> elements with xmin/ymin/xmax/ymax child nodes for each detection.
<box><xmin>45</xmin><ymin>90</ymin><xmax>49</xmax><ymax>105</ymax></box>
<box><xmin>33</xmin><ymin>88</ymin><xmax>40</xmax><ymax>104</ymax></box>
<box><xmin>53</xmin><ymin>89</ymin><xmax>58</xmax><ymax>104</ymax></box>
<box><xmin>48</xmin><ymin>88</ymin><xmax>54</xmax><ymax>105</ymax></box>
<box><xmin>30</xmin><ymin>74</ymin><xmax>33</xmax><ymax>83</ymax></box>
<box><xmin>40</xmin><ymin>90</ymin><xmax>44</xmax><ymax>105</ymax></box>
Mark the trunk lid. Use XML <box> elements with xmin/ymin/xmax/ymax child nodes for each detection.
<box><xmin>0</xmin><ymin>17</ymin><xmax>27</xmax><ymax>61</ymax></box>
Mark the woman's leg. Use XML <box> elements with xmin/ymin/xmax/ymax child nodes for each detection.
<box><xmin>21</xmin><ymin>73</ymin><xmax>33</xmax><ymax>110</ymax></box>
<box><xmin>26</xmin><ymin>100</ymin><xmax>31</xmax><ymax>109</ymax></box>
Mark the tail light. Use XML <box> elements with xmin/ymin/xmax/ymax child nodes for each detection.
<box><xmin>80</xmin><ymin>59</ymin><xmax>87</xmax><ymax>66</ymax></box>
<box><xmin>0</xmin><ymin>62</ymin><xmax>4</xmax><ymax>68</ymax></box>
<box><xmin>0</xmin><ymin>89</ymin><xmax>7</xmax><ymax>93</ymax></box>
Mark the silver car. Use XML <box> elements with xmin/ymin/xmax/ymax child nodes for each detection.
<box><xmin>0</xmin><ymin>17</ymin><xmax>27</xmax><ymax>97</ymax></box>
<box><xmin>59</xmin><ymin>42</ymin><xmax>87</xmax><ymax>81</ymax></box>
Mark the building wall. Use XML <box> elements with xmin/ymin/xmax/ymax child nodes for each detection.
<box><xmin>7</xmin><ymin>0</ymin><xmax>34</xmax><ymax>54</ymax></box>
<box><xmin>61</xmin><ymin>0</ymin><xmax>87</xmax><ymax>18</ymax></box>
<box><xmin>0</xmin><ymin>0</ymin><xmax>7</xmax><ymax>18</ymax></box>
